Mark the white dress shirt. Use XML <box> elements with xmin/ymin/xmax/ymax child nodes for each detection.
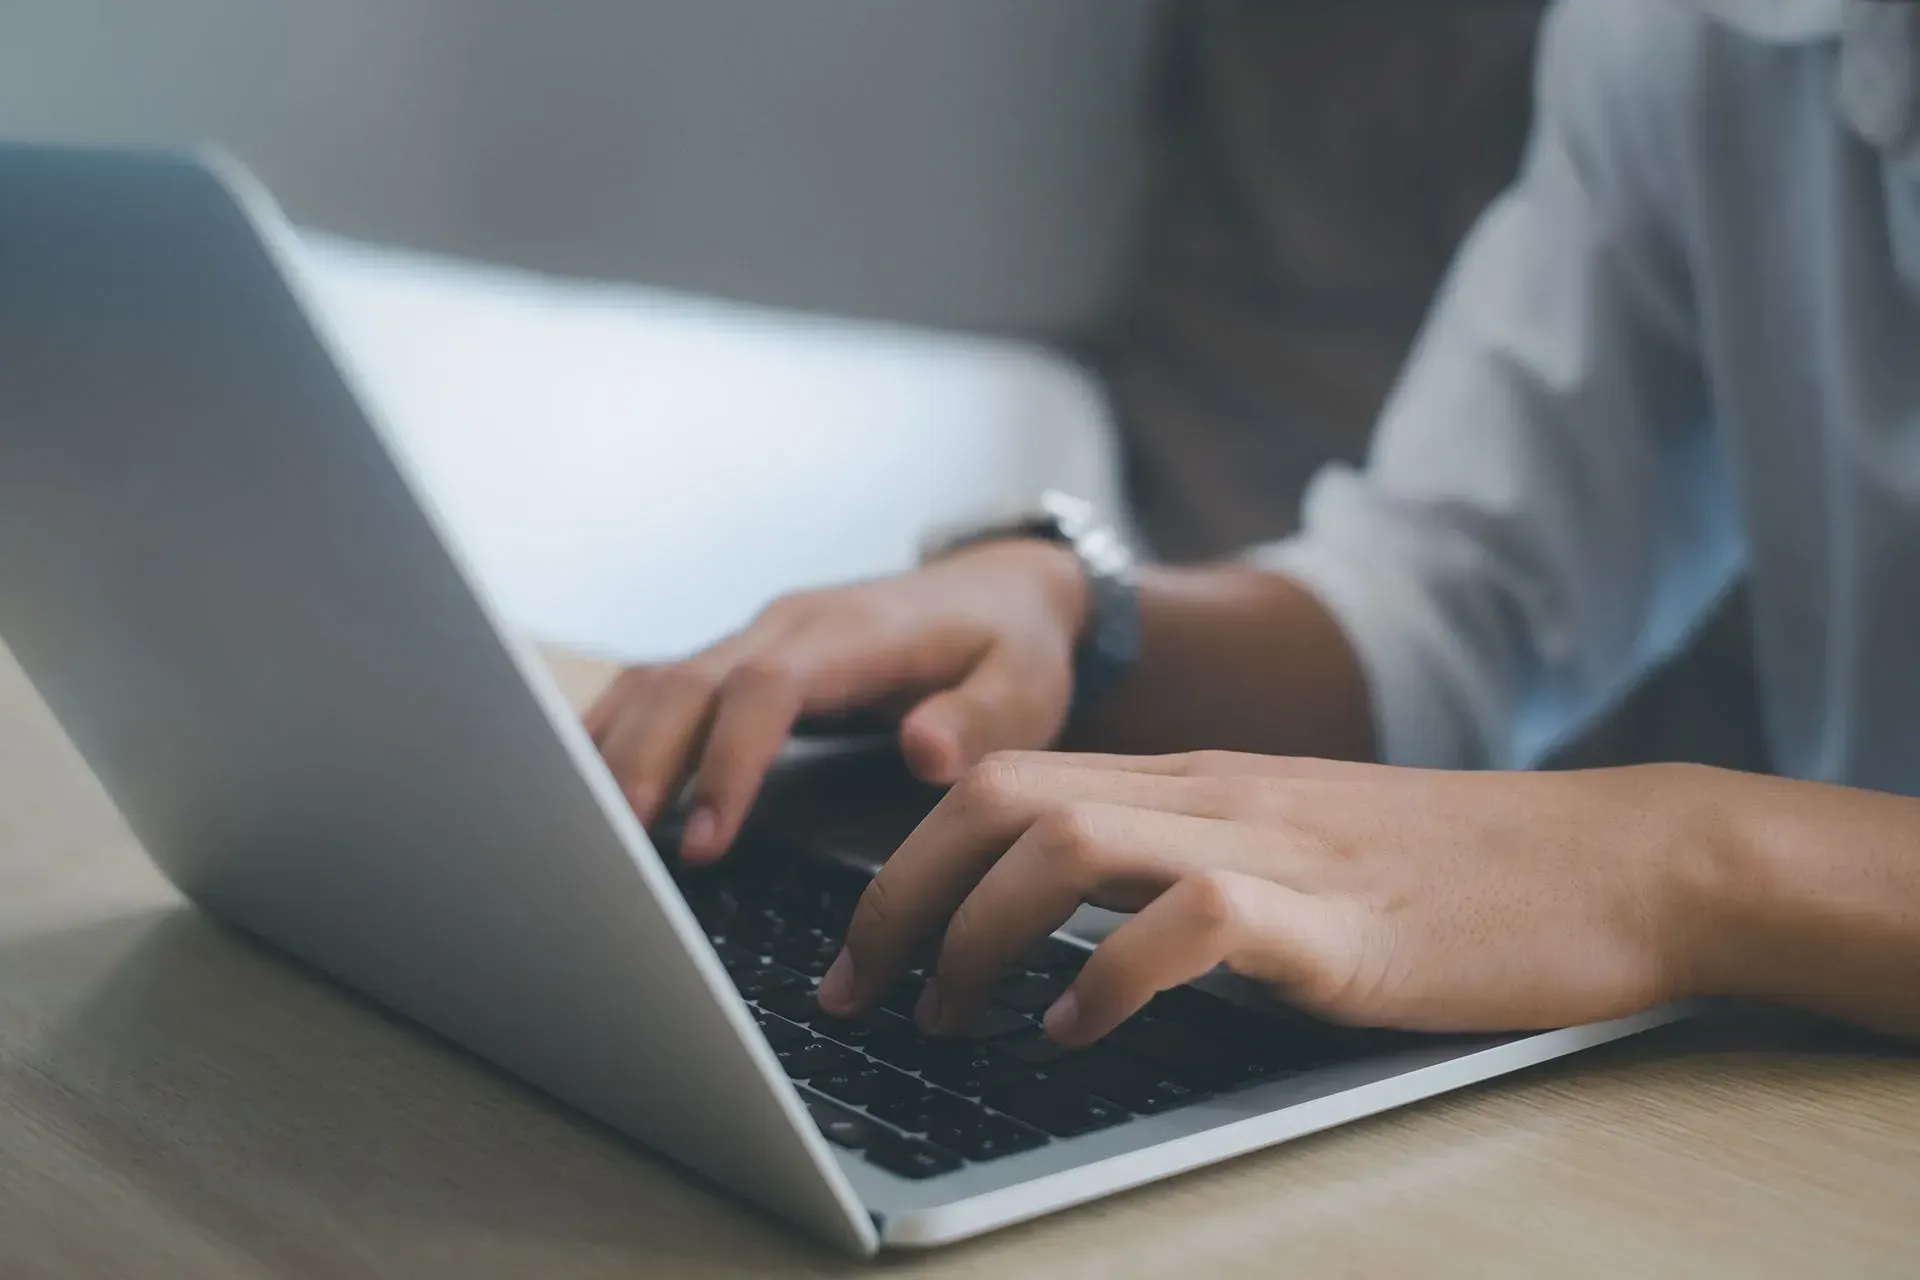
<box><xmin>1258</xmin><ymin>0</ymin><xmax>1920</xmax><ymax>792</ymax></box>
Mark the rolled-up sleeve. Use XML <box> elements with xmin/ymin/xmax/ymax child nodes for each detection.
<box><xmin>1250</xmin><ymin>0</ymin><xmax>1721</xmax><ymax>770</ymax></box>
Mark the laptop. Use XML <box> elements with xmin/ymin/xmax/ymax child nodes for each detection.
<box><xmin>0</xmin><ymin>143</ymin><xmax>1688</xmax><ymax>1257</ymax></box>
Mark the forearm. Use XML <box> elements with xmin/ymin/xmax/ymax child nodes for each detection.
<box><xmin>1067</xmin><ymin>563</ymin><xmax>1375</xmax><ymax>763</ymax></box>
<box><xmin>1693</xmin><ymin>770</ymin><xmax>1920</xmax><ymax>1039</ymax></box>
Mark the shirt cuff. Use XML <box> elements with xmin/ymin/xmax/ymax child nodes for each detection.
<box><xmin>1246</xmin><ymin>531</ymin><xmax>1487</xmax><ymax>771</ymax></box>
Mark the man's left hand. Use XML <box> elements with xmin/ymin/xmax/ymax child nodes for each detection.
<box><xmin>815</xmin><ymin>751</ymin><xmax>1732</xmax><ymax>1045</ymax></box>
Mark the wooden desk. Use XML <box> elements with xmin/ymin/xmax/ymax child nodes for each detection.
<box><xmin>3</xmin><ymin>645</ymin><xmax>1916</xmax><ymax>1278</ymax></box>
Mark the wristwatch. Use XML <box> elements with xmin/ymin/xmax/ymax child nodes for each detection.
<box><xmin>919</xmin><ymin>490</ymin><xmax>1141</xmax><ymax>723</ymax></box>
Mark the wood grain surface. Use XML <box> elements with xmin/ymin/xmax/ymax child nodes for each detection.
<box><xmin>2</xmin><ymin>643</ymin><xmax>1916</xmax><ymax>1278</ymax></box>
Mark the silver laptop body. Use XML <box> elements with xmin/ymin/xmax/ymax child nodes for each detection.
<box><xmin>0</xmin><ymin>144</ymin><xmax>1687</xmax><ymax>1257</ymax></box>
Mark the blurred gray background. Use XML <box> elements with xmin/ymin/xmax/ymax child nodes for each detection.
<box><xmin>0</xmin><ymin>0</ymin><xmax>1162</xmax><ymax>335</ymax></box>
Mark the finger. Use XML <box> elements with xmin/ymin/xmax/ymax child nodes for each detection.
<box><xmin>924</xmin><ymin>805</ymin><xmax>1285</xmax><ymax>1035</ymax></box>
<box><xmin>680</xmin><ymin>657</ymin><xmax>808</xmax><ymax>864</ymax></box>
<box><xmin>594</xmin><ymin>664</ymin><xmax>730</xmax><ymax>826</ymax></box>
<box><xmin>823</xmin><ymin>758</ymin><xmax>1247</xmax><ymax>1015</ymax></box>
<box><xmin>1043</xmin><ymin>870</ymin><xmax>1335</xmax><ymax>1048</ymax></box>
<box><xmin>1001</xmin><ymin>748</ymin><xmax>1378</xmax><ymax>782</ymax></box>
<box><xmin>680</xmin><ymin>616</ymin><xmax>989</xmax><ymax>861</ymax></box>
<box><xmin>791</xmin><ymin>608</ymin><xmax>991</xmax><ymax>721</ymax></box>
<box><xmin>585</xmin><ymin>664</ymin><xmax>666</xmax><ymax>747</ymax></box>
<box><xmin>582</xmin><ymin>685</ymin><xmax>618</xmax><ymax>744</ymax></box>
<box><xmin>898</xmin><ymin>645</ymin><xmax>1066</xmax><ymax>785</ymax></box>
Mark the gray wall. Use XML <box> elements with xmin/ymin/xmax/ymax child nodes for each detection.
<box><xmin>0</xmin><ymin>0</ymin><xmax>1161</xmax><ymax>335</ymax></box>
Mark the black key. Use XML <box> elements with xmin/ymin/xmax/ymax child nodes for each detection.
<box><xmin>714</xmin><ymin>941</ymin><xmax>766</xmax><ymax>973</ymax></box>
<box><xmin>734</xmin><ymin>965</ymin><xmax>807</xmax><ymax>1000</ymax></box>
<box><xmin>865</xmin><ymin>1087</ymin><xmax>986</xmax><ymax>1135</ymax></box>
<box><xmin>1246</xmin><ymin>1017</ymin><xmax>1415</xmax><ymax>1075</ymax></box>
<box><xmin>757</xmin><ymin>985</ymin><xmax>829</xmax><ymax>1024</ymax></box>
<box><xmin>729</xmin><ymin>907</ymin><xmax>791</xmax><ymax>946</ymax></box>
<box><xmin>805</xmin><ymin>1095</ymin><xmax>879</xmax><ymax>1149</ymax></box>
<box><xmin>863</xmin><ymin>1034</ymin><xmax>953</xmax><ymax>1077</ymax></box>
<box><xmin>809</xmin><ymin>1010</ymin><xmax>886</xmax><ymax>1048</ymax></box>
<box><xmin>1105</xmin><ymin>1016</ymin><xmax>1258</xmax><ymax>1090</ymax></box>
<box><xmin>778</xmin><ymin>1039</ymin><xmax>860</xmax><ymax>1080</ymax></box>
<box><xmin>881</xmin><ymin>975</ymin><xmax>927</xmax><ymax>1019</ymax></box>
<box><xmin>1144</xmin><ymin>988</ymin><xmax>1332</xmax><ymax>1073</ymax></box>
<box><xmin>874</xmin><ymin>1045</ymin><xmax>947</xmax><ymax>1078</ymax></box>
<box><xmin>981</xmin><ymin>1081</ymin><xmax>1128</xmax><ymax>1137</ymax></box>
<box><xmin>724</xmin><ymin>876</ymin><xmax>773</xmax><ymax>906</ymax></box>
<box><xmin>751</xmin><ymin>870</ymin><xmax>802</xmax><ymax>903</ymax></box>
<box><xmin>956</xmin><ymin>1005</ymin><xmax>1032</xmax><ymax>1041</ymax></box>
<box><xmin>990</xmin><ymin>1030</ymin><xmax>1076</xmax><ymax>1066</ymax></box>
<box><xmin>811</xmin><ymin>1064</ymin><xmax>926</xmax><ymax>1109</ymax></box>
<box><xmin>863</xmin><ymin>1134</ymin><xmax>963</xmax><ymax>1180</ymax></box>
<box><xmin>1052</xmin><ymin>1047</ymin><xmax>1201</xmax><ymax>1114</ymax></box>
<box><xmin>1143</xmin><ymin>985</ymin><xmax>1241</xmax><ymax>1029</ymax></box>
<box><xmin>1018</xmin><ymin>936</ymin><xmax>1089</xmax><ymax>972</ymax></box>
<box><xmin>690</xmin><ymin>888</ymin><xmax>740</xmax><ymax>936</ymax></box>
<box><xmin>994</xmin><ymin>970</ymin><xmax>1074</xmax><ymax>1014</ymax></box>
<box><xmin>752</xmin><ymin>1010</ymin><xmax>811</xmax><ymax>1050</ymax></box>
<box><xmin>854</xmin><ymin>1012</ymin><xmax>940</xmax><ymax>1072</ymax></box>
<box><xmin>1147</xmin><ymin>990</ymin><xmax>1291</xmax><ymax>1044</ymax></box>
<box><xmin>926</xmin><ymin>1114</ymin><xmax>1048</xmax><ymax>1162</ymax></box>
<box><xmin>917</xmin><ymin>1042</ymin><xmax>1031</xmax><ymax>1096</ymax></box>
<box><xmin>780</xmin><ymin>1000</ymin><xmax>920</xmax><ymax>1055</ymax></box>
<box><xmin>772</xmin><ymin>935</ymin><xmax>841</xmax><ymax>978</ymax></box>
<box><xmin>1232</xmin><ymin>1037</ymin><xmax>1333</xmax><ymax>1077</ymax></box>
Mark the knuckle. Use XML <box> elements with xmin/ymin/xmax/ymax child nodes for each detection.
<box><xmin>1185</xmin><ymin>749</ymin><xmax>1250</xmax><ymax>777</ymax></box>
<box><xmin>598</xmin><ymin>667</ymin><xmax>682</xmax><ymax>726</ymax></box>
<box><xmin>1297</xmin><ymin>909</ymin><xmax>1388</xmax><ymax>1016</ymax></box>
<box><xmin>658</xmin><ymin>662</ymin><xmax>722</xmax><ymax>700</ymax></box>
<box><xmin>1179</xmin><ymin>870</ymin><xmax>1250</xmax><ymax>938</ymax></box>
<box><xmin>609</xmin><ymin>664</ymin><xmax>655</xmax><ymax>692</ymax></box>
<box><xmin>957</xmin><ymin>756</ymin><xmax>1027</xmax><ymax>816</ymax></box>
<box><xmin>603</xmin><ymin>666</ymin><xmax>661</xmax><ymax>708</ymax></box>
<box><xmin>1029</xmin><ymin>804</ymin><xmax>1107</xmax><ymax>876</ymax></box>
<box><xmin>1181</xmin><ymin>774</ymin><xmax>1263</xmax><ymax>819</ymax></box>
<box><xmin>1220</xmin><ymin>776</ymin><xmax>1280</xmax><ymax>821</ymax></box>
<box><xmin>977</xmin><ymin>747</ymin><xmax>1051</xmax><ymax>776</ymax></box>
<box><xmin>725</xmin><ymin>653</ymin><xmax>799</xmax><ymax>695</ymax></box>
<box><xmin>754</xmin><ymin>592</ymin><xmax>810</xmax><ymax>625</ymax></box>
<box><xmin>1294</xmin><ymin>971</ymin><xmax>1358</xmax><ymax>1018</ymax></box>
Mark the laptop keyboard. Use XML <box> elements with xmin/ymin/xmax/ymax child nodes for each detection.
<box><xmin>683</xmin><ymin>858</ymin><xmax>1434</xmax><ymax>1182</ymax></box>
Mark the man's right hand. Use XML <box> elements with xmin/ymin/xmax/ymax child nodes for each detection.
<box><xmin>584</xmin><ymin>539</ymin><xmax>1089</xmax><ymax>864</ymax></box>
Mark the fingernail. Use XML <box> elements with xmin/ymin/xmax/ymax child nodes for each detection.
<box><xmin>817</xmin><ymin>950</ymin><xmax>856</xmax><ymax>1012</ymax></box>
<box><xmin>682</xmin><ymin>806</ymin><xmax>718</xmax><ymax>858</ymax></box>
<box><xmin>913</xmin><ymin>979</ymin><xmax>942</xmax><ymax>1031</ymax></box>
<box><xmin>1043</xmin><ymin>989</ymin><xmax>1081</xmax><ymax>1041</ymax></box>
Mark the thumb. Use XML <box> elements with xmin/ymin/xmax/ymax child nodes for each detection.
<box><xmin>898</xmin><ymin>646</ymin><xmax>1066</xmax><ymax>785</ymax></box>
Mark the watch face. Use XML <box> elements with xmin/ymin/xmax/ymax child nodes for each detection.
<box><xmin>1039</xmin><ymin>489</ymin><xmax>1096</xmax><ymax>535</ymax></box>
<box><xmin>1041</xmin><ymin>491</ymin><xmax>1132</xmax><ymax>577</ymax></box>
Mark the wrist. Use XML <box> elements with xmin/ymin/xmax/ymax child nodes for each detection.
<box><xmin>1031</xmin><ymin>539</ymin><xmax>1093</xmax><ymax>645</ymax></box>
<box><xmin>1634</xmin><ymin>763</ymin><xmax>1767</xmax><ymax>1003</ymax></box>
<box><xmin>947</xmin><ymin>537</ymin><xmax>1090</xmax><ymax>644</ymax></box>
<box><xmin>1651</xmin><ymin>764</ymin><xmax>1828</xmax><ymax>1006</ymax></box>
<box><xmin>918</xmin><ymin>491</ymin><xmax>1136</xmax><ymax>724</ymax></box>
